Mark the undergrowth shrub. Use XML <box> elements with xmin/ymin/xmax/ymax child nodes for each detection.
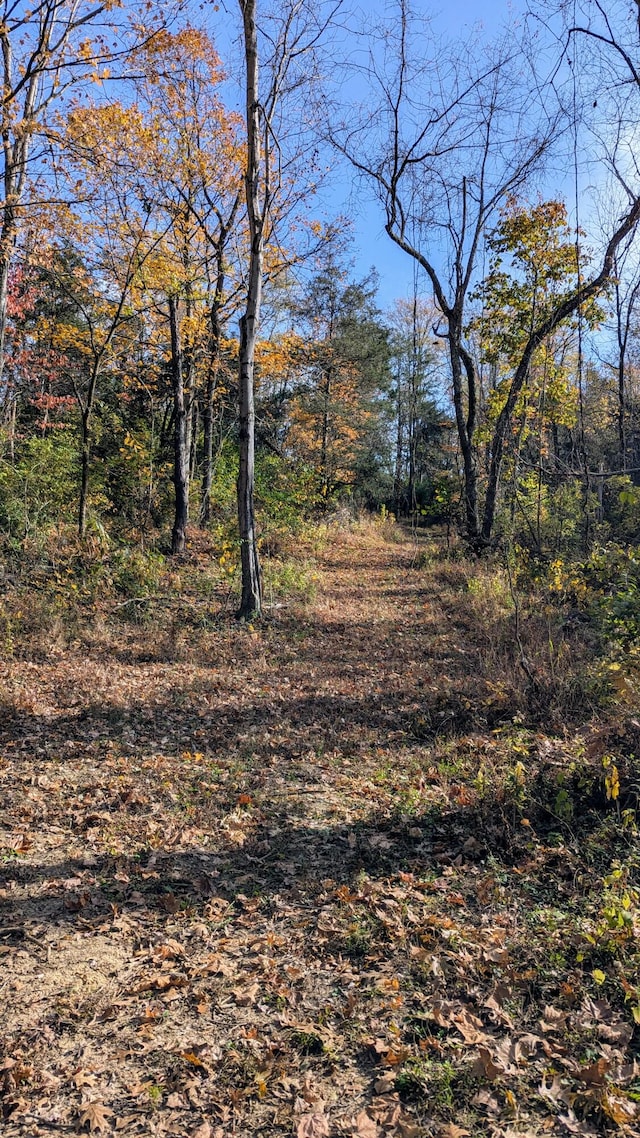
<box><xmin>545</xmin><ymin>543</ymin><xmax>640</xmax><ymax>646</ymax></box>
<box><xmin>111</xmin><ymin>547</ymin><xmax>166</xmax><ymax>599</ymax></box>
<box><xmin>603</xmin><ymin>475</ymin><xmax>640</xmax><ymax>544</ymax></box>
<box><xmin>256</xmin><ymin>455</ymin><xmax>321</xmax><ymax>555</ymax></box>
<box><xmin>413</xmin><ymin>541</ymin><xmax>612</xmax><ymax>731</ymax></box>
<box><xmin>262</xmin><ymin>557</ymin><xmax>319</xmax><ymax>605</ymax></box>
<box><xmin>0</xmin><ymin>434</ymin><xmax>78</xmax><ymax>538</ymax></box>
<box><xmin>544</xmin><ymin>543</ymin><xmax>640</xmax><ymax>707</ymax></box>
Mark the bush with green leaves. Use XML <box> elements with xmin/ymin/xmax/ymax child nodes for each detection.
<box><xmin>0</xmin><ymin>433</ymin><xmax>78</xmax><ymax>539</ymax></box>
<box><xmin>256</xmin><ymin>454</ymin><xmax>321</xmax><ymax>548</ymax></box>
<box><xmin>585</xmin><ymin>545</ymin><xmax>640</xmax><ymax>650</ymax></box>
<box><xmin>111</xmin><ymin>547</ymin><xmax>166</xmax><ymax>599</ymax></box>
<box><xmin>546</xmin><ymin>543</ymin><xmax>640</xmax><ymax>653</ymax></box>
<box><xmin>603</xmin><ymin>476</ymin><xmax>640</xmax><ymax>545</ymax></box>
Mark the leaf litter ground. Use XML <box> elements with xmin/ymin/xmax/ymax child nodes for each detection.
<box><xmin>1</xmin><ymin>525</ymin><xmax>639</xmax><ymax>1137</ymax></box>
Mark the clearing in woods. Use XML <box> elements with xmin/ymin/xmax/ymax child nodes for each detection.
<box><xmin>1</xmin><ymin>523</ymin><xmax>639</xmax><ymax>1137</ymax></box>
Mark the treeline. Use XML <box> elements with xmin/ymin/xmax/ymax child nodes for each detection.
<box><xmin>1</xmin><ymin>2</ymin><xmax>640</xmax><ymax>582</ymax></box>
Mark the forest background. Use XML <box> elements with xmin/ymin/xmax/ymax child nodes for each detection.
<box><xmin>1</xmin><ymin>0</ymin><xmax>640</xmax><ymax>639</ymax></box>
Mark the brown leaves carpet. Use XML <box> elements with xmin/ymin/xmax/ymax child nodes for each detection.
<box><xmin>0</xmin><ymin>525</ymin><xmax>638</xmax><ymax>1137</ymax></box>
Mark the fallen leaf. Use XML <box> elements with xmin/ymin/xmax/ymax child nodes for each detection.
<box><xmin>233</xmin><ymin>981</ymin><xmax>261</xmax><ymax>1006</ymax></box>
<box><xmin>371</xmin><ymin>1096</ymin><xmax>402</xmax><ymax>1128</ymax></box>
<box><xmin>616</xmin><ymin>1060</ymin><xmax>640</xmax><ymax>1085</ymax></box>
<box><xmin>472</xmin><ymin>1048</ymin><xmax>506</xmax><ymax>1081</ymax></box>
<box><xmin>538</xmin><ymin>1075</ymin><xmax>573</xmax><ymax>1108</ymax></box>
<box><xmin>64</xmin><ymin>890</ymin><xmax>92</xmax><ymax>912</ymax></box>
<box><xmin>427</xmin><ymin>1000</ymin><xmax>488</xmax><ymax>1045</ymax></box>
<box><xmin>558</xmin><ymin>1111</ymin><xmax>599</xmax><ymax>1135</ymax></box>
<box><xmin>513</xmin><ymin>1033</ymin><xmax>545</xmax><ymax>1062</ymax></box>
<box><xmin>601</xmin><ymin>1091</ymin><xmax>639</xmax><ymax>1125</ymax></box>
<box><xmin>7</xmin><ymin>834</ymin><xmax>33</xmax><ymax>853</ymax></box>
<box><xmin>483</xmin><ymin>983</ymin><xmax>515</xmax><ymax>1029</ymax></box>
<box><xmin>539</xmin><ymin>1006</ymin><xmax>568</xmax><ymax>1033</ymax></box>
<box><xmin>374</xmin><ymin>1073</ymin><xmax>396</xmax><ymax>1094</ymax></box>
<box><xmin>397</xmin><ymin>1124</ymin><xmax>422</xmax><ymax>1138</ymax></box>
<box><xmin>160</xmin><ymin>892</ymin><xmax>180</xmax><ymax>914</ymax></box>
<box><xmin>472</xmin><ymin>1089</ymin><xmax>500</xmax><ymax>1114</ymax></box>
<box><xmin>597</xmin><ymin>1021</ymin><xmax>633</xmax><ymax>1046</ymax></box>
<box><xmin>575</xmin><ymin>1057</ymin><xmax>611</xmax><ymax>1085</ymax></box>
<box><xmin>79</xmin><ymin>1101</ymin><xmax>114</xmax><ymax>1134</ymax></box>
<box><xmin>297</xmin><ymin>1112</ymin><xmax>330</xmax><ymax>1138</ymax></box>
<box><xmin>353</xmin><ymin>1111</ymin><xmax>379</xmax><ymax>1137</ymax></box>
<box><xmin>191</xmin><ymin>1123</ymin><xmax>211</xmax><ymax>1138</ymax></box>
<box><xmin>384</xmin><ymin>1047</ymin><xmax>411</xmax><ymax>1066</ymax></box>
<box><xmin>181</xmin><ymin>1051</ymin><xmax>208</xmax><ymax>1070</ymax></box>
<box><xmin>504</xmin><ymin>1087</ymin><xmax>517</xmax><ymax>1114</ymax></box>
<box><xmin>482</xmin><ymin>945</ymin><xmax>509</xmax><ymax>964</ymax></box>
<box><xmin>453</xmin><ymin>1007</ymin><xmax>487</xmax><ymax>1045</ymax></box>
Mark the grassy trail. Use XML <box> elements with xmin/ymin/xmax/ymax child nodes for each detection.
<box><xmin>1</xmin><ymin>523</ymin><xmax>639</xmax><ymax>1137</ymax></box>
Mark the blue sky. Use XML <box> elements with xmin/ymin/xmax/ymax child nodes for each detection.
<box><xmin>190</xmin><ymin>0</ymin><xmax>634</xmax><ymax>370</ymax></box>
<box><xmin>207</xmin><ymin>0</ymin><xmax>535</xmax><ymax>314</ymax></box>
<box><xmin>330</xmin><ymin>0</ymin><xmax>529</xmax><ymax>310</ymax></box>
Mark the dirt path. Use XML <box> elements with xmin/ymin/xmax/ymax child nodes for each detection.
<box><xmin>0</xmin><ymin>526</ymin><xmax>637</xmax><ymax>1138</ymax></box>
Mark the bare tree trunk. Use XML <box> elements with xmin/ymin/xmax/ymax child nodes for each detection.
<box><xmin>408</xmin><ymin>396</ymin><xmax>416</xmax><ymax>518</ymax></box>
<box><xmin>320</xmin><ymin>367</ymin><xmax>332</xmax><ymax>498</ymax></box>
<box><xmin>394</xmin><ymin>372</ymin><xmax>404</xmax><ymax>519</ymax></box>
<box><xmin>612</xmin><ymin>258</ymin><xmax>640</xmax><ymax>474</ymax></box>
<box><xmin>408</xmin><ymin>287</ymin><xmax>419</xmax><ymax>519</ymax></box>
<box><xmin>169</xmin><ymin>295</ymin><xmax>189</xmax><ymax>555</ymax></box>
<box><xmin>618</xmin><ymin>354</ymin><xmax>627</xmax><ymax>473</ymax></box>
<box><xmin>237</xmin><ymin>0</ymin><xmax>263</xmax><ymax>618</ymax></box>
<box><xmin>0</xmin><ymin>229</ymin><xmax>13</xmax><ymax>395</ymax></box>
<box><xmin>200</xmin><ymin>303</ymin><xmax>223</xmax><ymax>525</ymax></box>
<box><xmin>199</xmin><ymin>191</ymin><xmax>239</xmax><ymax>524</ymax></box>
<box><xmin>448</xmin><ymin>328</ymin><xmax>480</xmax><ymax>541</ymax></box>
<box><xmin>380</xmin><ymin>196</ymin><xmax>482</xmax><ymax>542</ymax></box>
<box><xmin>614</xmin><ymin>275</ymin><xmax>630</xmax><ymax>473</ymax></box>
<box><xmin>200</xmin><ymin>367</ymin><xmax>216</xmax><ymax>525</ymax></box>
<box><xmin>238</xmin><ymin>301</ymin><xmax>262</xmax><ymax>615</ymax></box>
<box><xmin>190</xmin><ymin>397</ymin><xmax>199</xmax><ymax>484</ymax></box>
<box><xmin>184</xmin><ymin>282</ymin><xmax>196</xmax><ymax>487</ymax></box>
<box><xmin>236</xmin><ymin>0</ymin><xmax>336</xmax><ymax>608</ymax></box>
<box><xmin>78</xmin><ymin>408</ymin><xmax>92</xmax><ymax>538</ymax></box>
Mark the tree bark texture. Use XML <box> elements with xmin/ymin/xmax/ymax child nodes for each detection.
<box><xmin>78</xmin><ymin>408</ymin><xmax>91</xmax><ymax>539</ymax></box>
<box><xmin>169</xmin><ymin>295</ymin><xmax>189</xmax><ymax>555</ymax></box>
<box><xmin>200</xmin><ymin>252</ymin><xmax>228</xmax><ymax>524</ymax></box>
<box><xmin>237</xmin><ymin>0</ymin><xmax>263</xmax><ymax>617</ymax></box>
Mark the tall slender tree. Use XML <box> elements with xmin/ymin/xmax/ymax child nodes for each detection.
<box><xmin>235</xmin><ymin>0</ymin><xmax>342</xmax><ymax>617</ymax></box>
<box><xmin>237</xmin><ymin>0</ymin><xmax>264</xmax><ymax>616</ymax></box>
